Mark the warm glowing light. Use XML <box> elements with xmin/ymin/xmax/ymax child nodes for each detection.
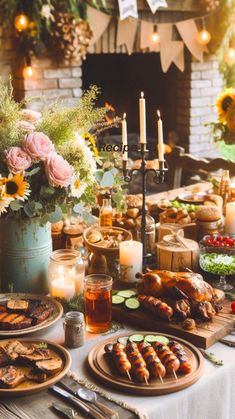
<box><xmin>152</xmin><ymin>31</ymin><xmax>160</xmax><ymax>44</ymax></box>
<box><xmin>14</xmin><ymin>14</ymin><xmax>29</xmax><ymax>32</ymax></box>
<box><xmin>225</xmin><ymin>47</ymin><xmax>235</xmax><ymax>66</ymax></box>
<box><xmin>141</xmin><ymin>91</ymin><xmax>144</xmax><ymax>98</ymax></box>
<box><xmin>197</xmin><ymin>29</ymin><xmax>211</xmax><ymax>45</ymax></box>
<box><xmin>123</xmin><ymin>113</ymin><xmax>126</xmax><ymax>120</ymax></box>
<box><xmin>157</xmin><ymin>110</ymin><xmax>161</xmax><ymax>119</ymax></box>
<box><xmin>24</xmin><ymin>66</ymin><xmax>33</xmax><ymax>78</ymax></box>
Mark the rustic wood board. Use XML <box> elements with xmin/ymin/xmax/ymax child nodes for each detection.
<box><xmin>88</xmin><ymin>332</ymin><xmax>204</xmax><ymax>396</ymax></box>
<box><xmin>112</xmin><ymin>299</ymin><xmax>235</xmax><ymax>349</ymax></box>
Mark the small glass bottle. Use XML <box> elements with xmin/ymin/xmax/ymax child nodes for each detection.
<box><xmin>219</xmin><ymin>170</ymin><xmax>231</xmax><ymax>212</ymax></box>
<box><xmin>63</xmin><ymin>311</ymin><xmax>85</xmax><ymax>348</ymax></box>
<box><xmin>99</xmin><ymin>197</ymin><xmax>113</xmax><ymax>227</ymax></box>
<box><xmin>136</xmin><ymin>214</ymin><xmax>156</xmax><ymax>254</ymax></box>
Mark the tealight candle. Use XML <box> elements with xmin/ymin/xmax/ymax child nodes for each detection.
<box><xmin>51</xmin><ymin>278</ymin><xmax>75</xmax><ymax>300</ymax></box>
<box><xmin>119</xmin><ymin>240</ymin><xmax>143</xmax><ymax>283</ymax></box>
<box><xmin>225</xmin><ymin>202</ymin><xmax>235</xmax><ymax>235</ymax></box>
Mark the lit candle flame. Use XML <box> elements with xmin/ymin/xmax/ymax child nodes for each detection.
<box><xmin>123</xmin><ymin>113</ymin><xmax>126</xmax><ymax>120</ymax></box>
<box><xmin>141</xmin><ymin>92</ymin><xmax>144</xmax><ymax>98</ymax></box>
<box><xmin>157</xmin><ymin>110</ymin><xmax>161</xmax><ymax>119</ymax></box>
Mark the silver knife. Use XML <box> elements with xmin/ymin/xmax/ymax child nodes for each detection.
<box><xmin>52</xmin><ymin>402</ymin><xmax>82</xmax><ymax>419</ymax></box>
<box><xmin>51</xmin><ymin>385</ymin><xmax>106</xmax><ymax>419</ymax></box>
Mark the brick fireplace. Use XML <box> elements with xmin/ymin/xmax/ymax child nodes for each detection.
<box><xmin>0</xmin><ymin>1</ymin><xmax>224</xmax><ymax>158</ymax></box>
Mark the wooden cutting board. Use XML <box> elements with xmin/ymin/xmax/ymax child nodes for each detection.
<box><xmin>112</xmin><ymin>298</ymin><xmax>235</xmax><ymax>349</ymax></box>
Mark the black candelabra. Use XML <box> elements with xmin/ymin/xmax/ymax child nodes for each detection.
<box><xmin>123</xmin><ymin>143</ymin><xmax>168</xmax><ymax>266</ymax></box>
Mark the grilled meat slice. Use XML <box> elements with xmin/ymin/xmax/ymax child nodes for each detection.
<box><xmin>19</xmin><ymin>347</ymin><xmax>51</xmax><ymax>364</ymax></box>
<box><xmin>0</xmin><ymin>366</ymin><xmax>25</xmax><ymax>388</ymax></box>
<box><xmin>35</xmin><ymin>358</ymin><xmax>63</xmax><ymax>375</ymax></box>
<box><xmin>27</xmin><ymin>370</ymin><xmax>48</xmax><ymax>383</ymax></box>
<box><xmin>0</xmin><ymin>303</ymin><xmax>7</xmax><ymax>313</ymax></box>
<box><xmin>0</xmin><ymin>347</ymin><xmax>10</xmax><ymax>366</ymax></box>
<box><xmin>5</xmin><ymin>341</ymin><xmax>34</xmax><ymax>361</ymax></box>
<box><xmin>30</xmin><ymin>304</ymin><xmax>53</xmax><ymax>325</ymax></box>
<box><xmin>7</xmin><ymin>300</ymin><xmax>29</xmax><ymax>312</ymax></box>
<box><xmin>0</xmin><ymin>314</ymin><xmax>32</xmax><ymax>330</ymax></box>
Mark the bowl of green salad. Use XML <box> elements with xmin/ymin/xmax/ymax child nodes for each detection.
<box><xmin>199</xmin><ymin>235</ymin><xmax>235</xmax><ymax>291</ymax></box>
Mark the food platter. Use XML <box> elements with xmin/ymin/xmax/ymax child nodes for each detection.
<box><xmin>87</xmin><ymin>332</ymin><xmax>204</xmax><ymax>396</ymax></box>
<box><xmin>178</xmin><ymin>192</ymin><xmax>207</xmax><ymax>204</ymax></box>
<box><xmin>0</xmin><ymin>338</ymin><xmax>71</xmax><ymax>396</ymax></box>
<box><xmin>0</xmin><ymin>294</ymin><xmax>63</xmax><ymax>336</ymax></box>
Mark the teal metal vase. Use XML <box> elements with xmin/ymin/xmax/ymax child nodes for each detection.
<box><xmin>0</xmin><ymin>218</ymin><xmax>52</xmax><ymax>294</ymax></box>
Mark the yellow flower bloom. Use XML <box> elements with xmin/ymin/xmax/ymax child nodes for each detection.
<box><xmin>1</xmin><ymin>173</ymin><xmax>30</xmax><ymax>201</ymax></box>
<box><xmin>82</xmin><ymin>132</ymin><xmax>98</xmax><ymax>157</ymax></box>
<box><xmin>216</xmin><ymin>89</ymin><xmax>235</xmax><ymax>122</ymax></box>
<box><xmin>225</xmin><ymin>102</ymin><xmax>235</xmax><ymax>131</ymax></box>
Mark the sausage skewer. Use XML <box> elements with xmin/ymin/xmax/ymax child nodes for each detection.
<box><xmin>138</xmin><ymin>295</ymin><xmax>173</xmax><ymax>321</ymax></box>
<box><xmin>105</xmin><ymin>343</ymin><xmax>132</xmax><ymax>381</ymax></box>
<box><xmin>153</xmin><ymin>342</ymin><xmax>180</xmax><ymax>379</ymax></box>
<box><xmin>168</xmin><ymin>340</ymin><xmax>192</xmax><ymax>375</ymax></box>
<box><xmin>125</xmin><ymin>342</ymin><xmax>150</xmax><ymax>384</ymax></box>
<box><xmin>138</xmin><ymin>342</ymin><xmax>166</xmax><ymax>383</ymax></box>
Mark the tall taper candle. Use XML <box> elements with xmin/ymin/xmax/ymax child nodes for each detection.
<box><xmin>139</xmin><ymin>92</ymin><xmax>146</xmax><ymax>144</ymax></box>
<box><xmin>122</xmin><ymin>113</ymin><xmax>128</xmax><ymax>161</ymax></box>
<box><xmin>157</xmin><ymin>110</ymin><xmax>164</xmax><ymax>161</ymax></box>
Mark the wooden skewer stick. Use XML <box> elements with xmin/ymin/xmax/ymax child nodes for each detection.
<box><xmin>173</xmin><ymin>370</ymin><xmax>178</xmax><ymax>381</ymax></box>
<box><xmin>144</xmin><ymin>376</ymin><xmax>149</xmax><ymax>385</ymax></box>
<box><xmin>126</xmin><ymin>370</ymin><xmax>132</xmax><ymax>381</ymax></box>
<box><xmin>158</xmin><ymin>374</ymin><xmax>164</xmax><ymax>384</ymax></box>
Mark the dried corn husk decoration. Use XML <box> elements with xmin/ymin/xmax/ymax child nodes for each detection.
<box><xmin>51</xmin><ymin>13</ymin><xmax>93</xmax><ymax>63</ymax></box>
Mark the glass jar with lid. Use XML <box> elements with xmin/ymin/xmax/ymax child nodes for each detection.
<box><xmin>48</xmin><ymin>249</ymin><xmax>85</xmax><ymax>301</ymax></box>
<box><xmin>136</xmin><ymin>214</ymin><xmax>156</xmax><ymax>254</ymax></box>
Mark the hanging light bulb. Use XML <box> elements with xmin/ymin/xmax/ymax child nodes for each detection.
<box><xmin>197</xmin><ymin>18</ymin><xmax>211</xmax><ymax>46</ymax></box>
<box><xmin>151</xmin><ymin>24</ymin><xmax>160</xmax><ymax>44</ymax></box>
<box><xmin>225</xmin><ymin>41</ymin><xmax>235</xmax><ymax>66</ymax></box>
<box><xmin>14</xmin><ymin>13</ymin><xmax>29</xmax><ymax>32</ymax></box>
<box><xmin>23</xmin><ymin>54</ymin><xmax>33</xmax><ymax>78</ymax></box>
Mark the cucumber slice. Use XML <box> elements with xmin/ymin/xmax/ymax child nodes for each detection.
<box><xmin>112</xmin><ymin>295</ymin><xmax>125</xmax><ymax>305</ymax></box>
<box><xmin>145</xmin><ymin>335</ymin><xmax>169</xmax><ymax>345</ymax></box>
<box><xmin>117</xmin><ymin>290</ymin><xmax>137</xmax><ymax>299</ymax></box>
<box><xmin>117</xmin><ymin>336</ymin><xmax>129</xmax><ymax>346</ymax></box>
<box><xmin>129</xmin><ymin>334</ymin><xmax>144</xmax><ymax>343</ymax></box>
<box><xmin>125</xmin><ymin>298</ymin><xmax>140</xmax><ymax>310</ymax></box>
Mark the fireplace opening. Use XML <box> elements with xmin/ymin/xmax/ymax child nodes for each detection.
<box><xmin>82</xmin><ymin>53</ymin><xmax>180</xmax><ymax>158</ymax></box>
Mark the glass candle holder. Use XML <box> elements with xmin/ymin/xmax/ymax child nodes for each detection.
<box><xmin>48</xmin><ymin>249</ymin><xmax>85</xmax><ymax>301</ymax></box>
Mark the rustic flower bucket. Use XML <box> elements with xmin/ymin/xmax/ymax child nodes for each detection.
<box><xmin>0</xmin><ymin>218</ymin><xmax>52</xmax><ymax>293</ymax></box>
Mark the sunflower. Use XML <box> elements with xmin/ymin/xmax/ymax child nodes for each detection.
<box><xmin>0</xmin><ymin>197</ymin><xmax>12</xmax><ymax>215</ymax></box>
<box><xmin>82</xmin><ymin>132</ymin><xmax>98</xmax><ymax>157</ymax></box>
<box><xmin>225</xmin><ymin>102</ymin><xmax>235</xmax><ymax>131</ymax></box>
<box><xmin>1</xmin><ymin>173</ymin><xmax>30</xmax><ymax>201</ymax></box>
<box><xmin>216</xmin><ymin>89</ymin><xmax>235</xmax><ymax>123</ymax></box>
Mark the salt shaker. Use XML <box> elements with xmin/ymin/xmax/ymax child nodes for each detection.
<box><xmin>63</xmin><ymin>311</ymin><xmax>85</xmax><ymax>348</ymax></box>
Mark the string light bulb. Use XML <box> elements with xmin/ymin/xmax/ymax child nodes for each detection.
<box><xmin>225</xmin><ymin>41</ymin><xmax>235</xmax><ymax>66</ymax></box>
<box><xmin>151</xmin><ymin>24</ymin><xmax>160</xmax><ymax>44</ymax></box>
<box><xmin>14</xmin><ymin>14</ymin><xmax>29</xmax><ymax>32</ymax></box>
<box><xmin>197</xmin><ymin>18</ymin><xmax>211</xmax><ymax>46</ymax></box>
<box><xmin>23</xmin><ymin>54</ymin><xmax>33</xmax><ymax>78</ymax></box>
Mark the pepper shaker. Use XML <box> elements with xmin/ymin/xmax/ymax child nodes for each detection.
<box><xmin>63</xmin><ymin>311</ymin><xmax>85</xmax><ymax>348</ymax></box>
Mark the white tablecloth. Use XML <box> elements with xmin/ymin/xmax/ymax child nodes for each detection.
<box><xmin>33</xmin><ymin>319</ymin><xmax>235</xmax><ymax>419</ymax></box>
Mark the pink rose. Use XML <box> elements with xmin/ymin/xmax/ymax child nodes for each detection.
<box><xmin>5</xmin><ymin>147</ymin><xmax>32</xmax><ymax>174</ymax></box>
<box><xmin>45</xmin><ymin>153</ymin><xmax>73</xmax><ymax>187</ymax></box>
<box><xmin>22</xmin><ymin>132</ymin><xmax>54</xmax><ymax>161</ymax></box>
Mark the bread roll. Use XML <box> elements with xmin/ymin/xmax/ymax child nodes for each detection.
<box><xmin>195</xmin><ymin>206</ymin><xmax>221</xmax><ymax>222</ymax></box>
<box><xmin>204</xmin><ymin>194</ymin><xmax>223</xmax><ymax>209</ymax></box>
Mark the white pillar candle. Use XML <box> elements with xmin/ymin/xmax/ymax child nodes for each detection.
<box><xmin>122</xmin><ymin>113</ymin><xmax>128</xmax><ymax>161</ymax></box>
<box><xmin>225</xmin><ymin>202</ymin><xmax>235</xmax><ymax>235</ymax></box>
<box><xmin>119</xmin><ymin>240</ymin><xmax>143</xmax><ymax>283</ymax></box>
<box><xmin>157</xmin><ymin>110</ymin><xmax>164</xmax><ymax>161</ymax></box>
<box><xmin>51</xmin><ymin>278</ymin><xmax>75</xmax><ymax>300</ymax></box>
<box><xmin>139</xmin><ymin>92</ymin><xmax>146</xmax><ymax>145</ymax></box>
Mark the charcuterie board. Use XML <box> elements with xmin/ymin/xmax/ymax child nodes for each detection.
<box><xmin>112</xmin><ymin>298</ymin><xmax>234</xmax><ymax>349</ymax></box>
<box><xmin>87</xmin><ymin>332</ymin><xmax>204</xmax><ymax>396</ymax></box>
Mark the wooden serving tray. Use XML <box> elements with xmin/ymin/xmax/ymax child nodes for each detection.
<box><xmin>112</xmin><ymin>297</ymin><xmax>235</xmax><ymax>349</ymax></box>
<box><xmin>87</xmin><ymin>332</ymin><xmax>204</xmax><ymax>396</ymax></box>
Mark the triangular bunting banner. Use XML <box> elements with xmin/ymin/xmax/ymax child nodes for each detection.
<box><xmin>160</xmin><ymin>41</ymin><xmax>184</xmax><ymax>72</ymax></box>
<box><xmin>146</xmin><ymin>0</ymin><xmax>168</xmax><ymax>14</ymax></box>
<box><xmin>140</xmin><ymin>21</ymin><xmax>160</xmax><ymax>52</ymax></box>
<box><xmin>118</xmin><ymin>0</ymin><xmax>138</xmax><ymax>20</ymax></box>
<box><xmin>176</xmin><ymin>19</ymin><xmax>208</xmax><ymax>62</ymax></box>
<box><xmin>87</xmin><ymin>6</ymin><xmax>111</xmax><ymax>45</ymax></box>
<box><xmin>117</xmin><ymin>18</ymin><xmax>138</xmax><ymax>55</ymax></box>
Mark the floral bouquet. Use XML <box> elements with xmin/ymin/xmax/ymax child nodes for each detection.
<box><xmin>0</xmin><ymin>78</ymin><xmax>121</xmax><ymax>223</ymax></box>
<box><xmin>210</xmin><ymin>88</ymin><xmax>235</xmax><ymax>145</ymax></box>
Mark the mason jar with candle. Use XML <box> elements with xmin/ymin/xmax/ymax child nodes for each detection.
<box><xmin>48</xmin><ymin>249</ymin><xmax>85</xmax><ymax>301</ymax></box>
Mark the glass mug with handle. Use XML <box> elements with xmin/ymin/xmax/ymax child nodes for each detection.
<box><xmin>84</xmin><ymin>274</ymin><xmax>112</xmax><ymax>333</ymax></box>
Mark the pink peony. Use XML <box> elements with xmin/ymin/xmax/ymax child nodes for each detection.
<box><xmin>22</xmin><ymin>132</ymin><xmax>54</xmax><ymax>161</ymax></box>
<box><xmin>20</xmin><ymin>109</ymin><xmax>41</xmax><ymax>123</ymax></box>
<box><xmin>45</xmin><ymin>153</ymin><xmax>73</xmax><ymax>187</ymax></box>
<box><xmin>5</xmin><ymin>146</ymin><xmax>32</xmax><ymax>174</ymax></box>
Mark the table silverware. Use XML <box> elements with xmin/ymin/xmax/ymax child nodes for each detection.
<box><xmin>59</xmin><ymin>382</ymin><xmax>118</xmax><ymax>419</ymax></box>
<box><xmin>219</xmin><ymin>338</ymin><xmax>235</xmax><ymax>347</ymax></box>
<box><xmin>199</xmin><ymin>348</ymin><xmax>224</xmax><ymax>366</ymax></box>
<box><xmin>52</xmin><ymin>402</ymin><xmax>82</xmax><ymax>419</ymax></box>
<box><xmin>51</xmin><ymin>385</ymin><xmax>106</xmax><ymax>419</ymax></box>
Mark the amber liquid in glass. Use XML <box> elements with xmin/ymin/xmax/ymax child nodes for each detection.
<box><xmin>85</xmin><ymin>289</ymin><xmax>112</xmax><ymax>333</ymax></box>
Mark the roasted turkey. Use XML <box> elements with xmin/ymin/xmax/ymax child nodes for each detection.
<box><xmin>137</xmin><ymin>270</ymin><xmax>215</xmax><ymax>303</ymax></box>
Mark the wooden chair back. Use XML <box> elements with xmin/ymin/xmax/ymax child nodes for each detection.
<box><xmin>166</xmin><ymin>146</ymin><xmax>235</xmax><ymax>189</ymax></box>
